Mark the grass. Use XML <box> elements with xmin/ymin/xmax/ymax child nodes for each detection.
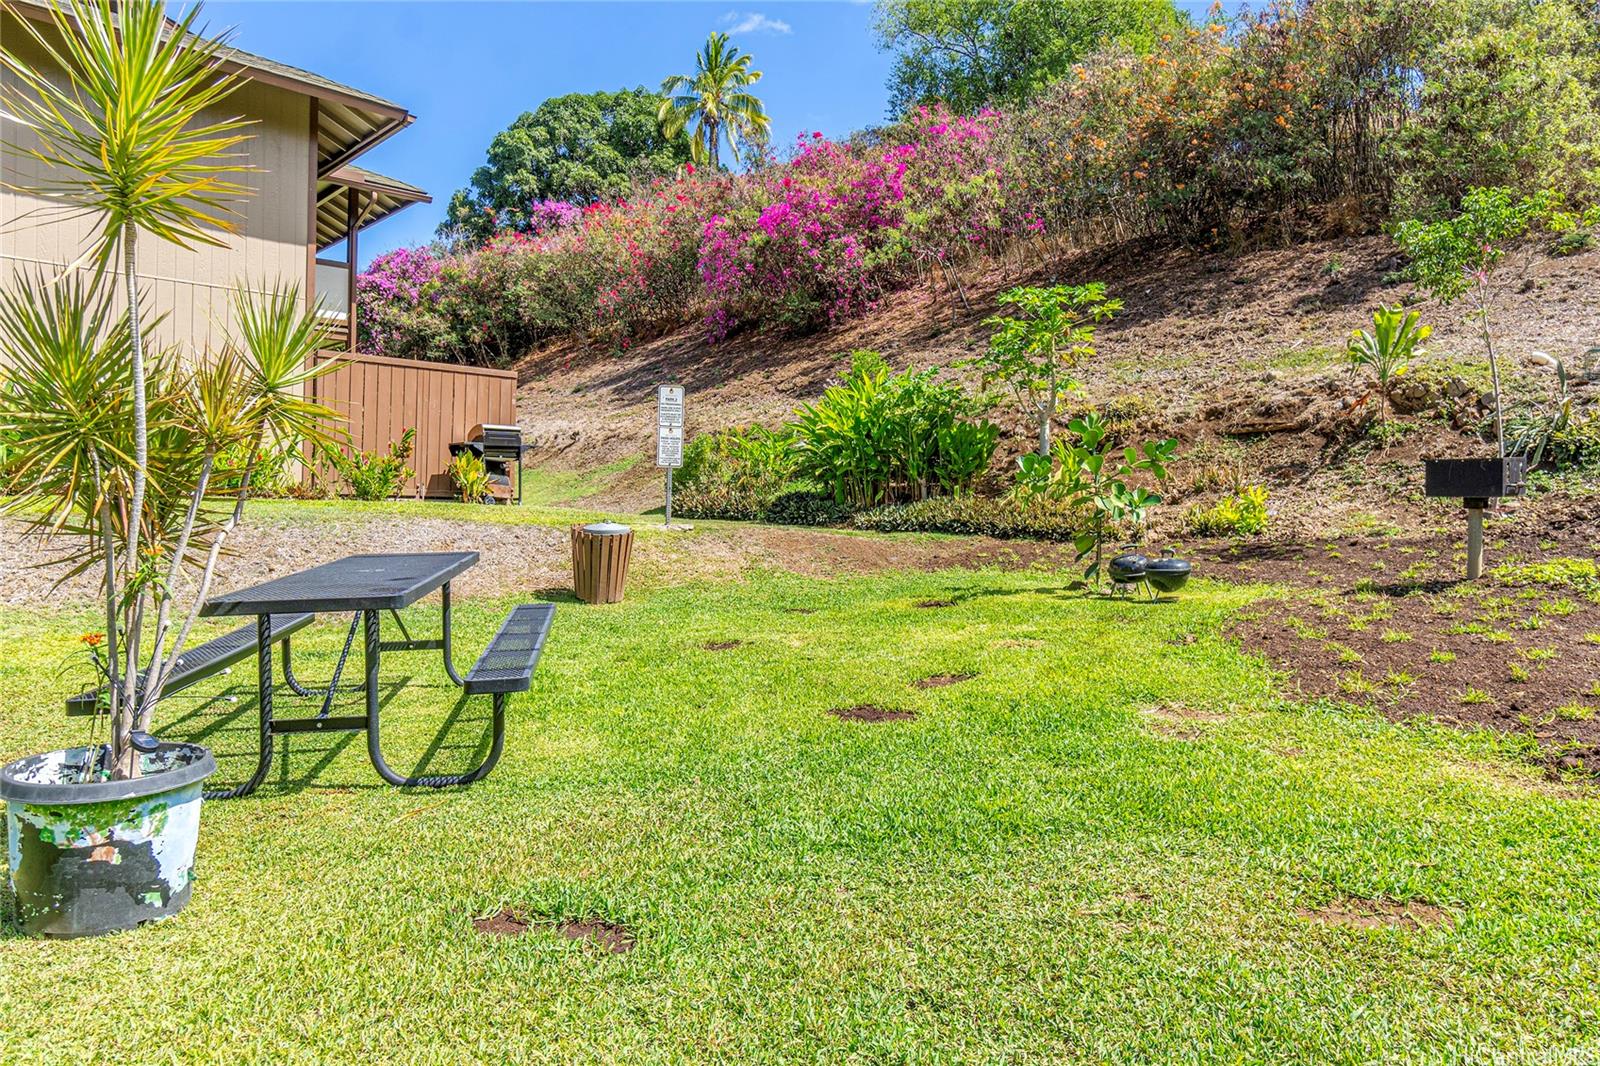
<box><xmin>516</xmin><ymin>455</ymin><xmax>643</xmax><ymax>508</ymax></box>
<box><xmin>4</xmin><ymin>552</ymin><xmax>1600</xmax><ymax>1060</ymax></box>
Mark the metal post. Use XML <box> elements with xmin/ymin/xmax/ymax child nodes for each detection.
<box><xmin>665</xmin><ymin>467</ymin><xmax>673</xmax><ymax>528</ymax></box>
<box><xmin>1466</xmin><ymin>503</ymin><xmax>1485</xmax><ymax>580</ymax></box>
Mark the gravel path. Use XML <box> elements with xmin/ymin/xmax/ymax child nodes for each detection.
<box><xmin>0</xmin><ymin>513</ymin><xmax>577</xmax><ymax>609</ymax></box>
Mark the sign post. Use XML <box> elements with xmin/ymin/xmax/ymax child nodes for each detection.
<box><xmin>656</xmin><ymin>385</ymin><xmax>684</xmax><ymax>527</ymax></box>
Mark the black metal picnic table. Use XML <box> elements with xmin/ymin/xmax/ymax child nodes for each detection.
<box><xmin>199</xmin><ymin>551</ymin><xmax>496</xmax><ymax>798</ymax></box>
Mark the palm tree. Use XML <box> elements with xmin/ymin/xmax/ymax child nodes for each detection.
<box><xmin>658</xmin><ymin>31</ymin><xmax>771</xmax><ymax>169</ymax></box>
<box><xmin>1</xmin><ymin>0</ymin><xmax>253</xmax><ymax>772</ymax></box>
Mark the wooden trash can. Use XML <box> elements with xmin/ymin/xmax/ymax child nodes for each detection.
<box><xmin>571</xmin><ymin>522</ymin><xmax>634</xmax><ymax>604</ymax></box>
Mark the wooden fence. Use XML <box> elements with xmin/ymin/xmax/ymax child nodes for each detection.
<box><xmin>307</xmin><ymin>350</ymin><xmax>518</xmax><ymax>498</ymax></box>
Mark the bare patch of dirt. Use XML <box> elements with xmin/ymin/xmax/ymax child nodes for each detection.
<box><xmin>1141</xmin><ymin>702</ymin><xmax>1231</xmax><ymax>741</ymax></box>
<box><xmin>472</xmin><ymin>910</ymin><xmax>636</xmax><ymax>953</ymax></box>
<box><xmin>702</xmin><ymin>640</ymin><xmax>743</xmax><ymax>651</ymax></box>
<box><xmin>556</xmin><ymin>918</ymin><xmax>636</xmax><ymax>954</ymax></box>
<box><xmin>1231</xmin><ymin>557</ymin><xmax>1600</xmax><ymax>772</ymax></box>
<box><xmin>913</xmin><ymin>673</ymin><xmax>975</xmax><ymax>689</ymax></box>
<box><xmin>915</xmin><ymin>599</ymin><xmax>955</xmax><ymax>609</ymax></box>
<box><xmin>473</xmin><ymin>910</ymin><xmax>529</xmax><ymax>937</ymax></box>
<box><xmin>1298</xmin><ymin>897</ymin><xmax>1452</xmax><ymax>931</ymax></box>
<box><xmin>828</xmin><ymin>704</ymin><xmax>917</xmax><ymax>723</ymax></box>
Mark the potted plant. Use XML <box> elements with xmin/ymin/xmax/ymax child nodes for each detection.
<box><xmin>1394</xmin><ymin>186</ymin><xmax>1550</xmax><ymax>502</ymax></box>
<box><xmin>0</xmin><ymin>0</ymin><xmax>336</xmax><ymax>936</ymax></box>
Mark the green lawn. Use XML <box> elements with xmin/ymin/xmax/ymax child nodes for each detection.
<box><xmin>3</xmin><ymin>562</ymin><xmax>1599</xmax><ymax>1063</ymax></box>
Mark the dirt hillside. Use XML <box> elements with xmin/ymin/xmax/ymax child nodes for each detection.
<box><xmin>512</xmin><ymin>234</ymin><xmax>1600</xmax><ymax>530</ymax></box>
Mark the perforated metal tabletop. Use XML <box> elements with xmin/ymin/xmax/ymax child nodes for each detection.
<box><xmin>200</xmin><ymin>552</ymin><xmax>479</xmax><ymax>616</ymax></box>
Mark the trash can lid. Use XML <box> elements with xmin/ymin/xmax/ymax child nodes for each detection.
<box><xmin>582</xmin><ymin>521</ymin><xmax>632</xmax><ymax>535</ymax></box>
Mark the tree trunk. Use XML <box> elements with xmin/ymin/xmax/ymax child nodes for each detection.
<box><xmin>1476</xmin><ymin>287</ymin><xmax>1506</xmax><ymax>459</ymax></box>
<box><xmin>115</xmin><ymin>223</ymin><xmax>149</xmax><ymax>777</ymax></box>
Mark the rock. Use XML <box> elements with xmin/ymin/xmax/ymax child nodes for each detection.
<box><xmin>1389</xmin><ymin>377</ymin><xmax>1433</xmax><ymax>414</ymax></box>
<box><xmin>1446</xmin><ymin>376</ymin><xmax>1472</xmax><ymax>399</ymax></box>
<box><xmin>1260</xmin><ymin>369</ymin><xmax>1280</xmax><ymax>384</ymax></box>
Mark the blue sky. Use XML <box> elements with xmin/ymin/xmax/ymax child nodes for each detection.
<box><xmin>210</xmin><ymin>1</ymin><xmax>896</xmax><ymax>265</ymax></box>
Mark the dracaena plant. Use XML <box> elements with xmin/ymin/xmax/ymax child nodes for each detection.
<box><xmin>1015</xmin><ymin>412</ymin><xmax>1176</xmax><ymax>586</ymax></box>
<box><xmin>0</xmin><ymin>279</ymin><xmax>339</xmax><ymax>773</ymax></box>
<box><xmin>0</xmin><ymin>0</ymin><xmax>272</xmax><ymax>776</ymax></box>
<box><xmin>1346</xmin><ymin>305</ymin><xmax>1431</xmax><ymax>435</ymax></box>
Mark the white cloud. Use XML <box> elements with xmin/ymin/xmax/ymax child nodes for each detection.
<box><xmin>721</xmin><ymin>11</ymin><xmax>792</xmax><ymax>35</ymax></box>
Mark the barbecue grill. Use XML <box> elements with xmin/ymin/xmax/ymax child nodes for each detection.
<box><xmin>449</xmin><ymin>423</ymin><xmax>525</xmax><ymax>503</ymax></box>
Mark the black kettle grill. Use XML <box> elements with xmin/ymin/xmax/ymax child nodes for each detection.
<box><xmin>1108</xmin><ymin>546</ymin><xmax>1192</xmax><ymax>600</ymax></box>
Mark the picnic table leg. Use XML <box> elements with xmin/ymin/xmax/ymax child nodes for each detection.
<box><xmin>363</xmin><ymin>607</ymin><xmax>506</xmax><ymax>789</ymax></box>
<box><xmin>205</xmin><ymin>614</ymin><xmax>275</xmax><ymax>800</ymax></box>
<box><xmin>281</xmin><ymin>635</ymin><xmax>314</xmax><ymax>698</ymax></box>
<box><xmin>440</xmin><ymin>582</ymin><xmax>466</xmax><ymax>687</ymax></box>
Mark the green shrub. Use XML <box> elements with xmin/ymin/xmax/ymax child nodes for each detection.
<box><xmin>448</xmin><ymin>451</ymin><xmax>492</xmax><ymax>502</ymax></box>
<box><xmin>853</xmin><ymin>496</ymin><xmax>1083</xmax><ymax>541</ymax></box>
<box><xmin>215</xmin><ymin>438</ymin><xmax>300</xmax><ymax>498</ymax></box>
<box><xmin>764</xmin><ymin>489</ymin><xmax>855</xmax><ymax>527</ymax></box>
<box><xmin>1551</xmin><ymin>414</ymin><xmax>1600</xmax><ymax>470</ymax></box>
<box><xmin>1550</xmin><ymin>230</ymin><xmax>1594</xmax><ymax>257</ymax></box>
<box><xmin>1183</xmin><ymin>485</ymin><xmax>1272</xmax><ymax>538</ymax></box>
<box><xmin>677</xmin><ymin>423</ymin><xmax>797</xmax><ymax>517</ymax></box>
<box><xmin>321</xmin><ymin>428</ymin><xmax>416</xmax><ymax>501</ymax></box>
<box><xmin>790</xmin><ymin>351</ymin><xmax>996</xmax><ymax>507</ymax></box>
<box><xmin>672</xmin><ymin>483</ymin><xmax>769</xmax><ymax>521</ymax></box>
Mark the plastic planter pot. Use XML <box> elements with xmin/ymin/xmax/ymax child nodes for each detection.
<box><xmin>1</xmin><ymin>742</ymin><xmax>216</xmax><ymax>938</ymax></box>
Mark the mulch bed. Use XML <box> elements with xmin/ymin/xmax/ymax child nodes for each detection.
<box><xmin>1219</xmin><ymin>498</ymin><xmax>1600</xmax><ymax>774</ymax></box>
<box><xmin>828</xmin><ymin>705</ymin><xmax>917</xmax><ymax>723</ymax></box>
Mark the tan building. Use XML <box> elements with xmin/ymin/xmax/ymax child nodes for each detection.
<box><xmin>1</xmin><ymin>0</ymin><xmax>430</xmax><ymax>353</ymax></box>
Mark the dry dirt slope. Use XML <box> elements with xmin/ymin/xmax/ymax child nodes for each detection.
<box><xmin>512</xmin><ymin>233</ymin><xmax>1600</xmax><ymax>524</ymax></box>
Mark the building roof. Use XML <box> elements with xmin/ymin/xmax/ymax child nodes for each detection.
<box><xmin>7</xmin><ymin>0</ymin><xmax>419</xmax><ymax>180</ymax></box>
<box><xmin>316</xmin><ymin>165</ymin><xmax>432</xmax><ymax>250</ymax></box>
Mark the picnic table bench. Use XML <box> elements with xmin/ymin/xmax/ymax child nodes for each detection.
<box><xmin>77</xmin><ymin>553</ymin><xmax>553</xmax><ymax>798</ymax></box>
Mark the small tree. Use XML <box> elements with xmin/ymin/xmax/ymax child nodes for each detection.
<box><xmin>973</xmin><ymin>283</ymin><xmax>1121</xmax><ymax>457</ymax></box>
<box><xmin>0</xmin><ymin>0</ymin><xmax>337</xmax><ymax>777</ymax></box>
<box><xmin>1015</xmin><ymin>413</ymin><xmax>1175</xmax><ymax>587</ymax></box>
<box><xmin>1346</xmin><ymin>305</ymin><xmax>1431</xmax><ymax>434</ymax></box>
<box><xmin>1393</xmin><ymin>186</ymin><xmax>1552</xmax><ymax>456</ymax></box>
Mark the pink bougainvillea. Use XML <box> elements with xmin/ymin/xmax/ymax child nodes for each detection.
<box><xmin>355</xmin><ymin>103</ymin><xmax>1024</xmax><ymax>360</ymax></box>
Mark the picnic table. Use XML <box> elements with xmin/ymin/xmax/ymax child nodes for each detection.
<box><xmin>190</xmin><ymin>552</ymin><xmax>551</xmax><ymax>798</ymax></box>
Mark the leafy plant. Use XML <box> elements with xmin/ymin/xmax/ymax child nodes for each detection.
<box><xmin>448</xmin><ymin>451</ymin><xmax>492</xmax><ymax>503</ymax></box>
<box><xmin>1505</xmin><ymin>353</ymin><xmax>1583</xmax><ymax>469</ymax></box>
<box><xmin>0</xmin><ymin>0</ymin><xmax>346</xmax><ymax>774</ymax></box>
<box><xmin>933</xmin><ymin>420</ymin><xmax>999</xmax><ymax>497</ymax></box>
<box><xmin>1015</xmin><ymin>412</ymin><xmax>1175</xmax><ymax>584</ymax></box>
<box><xmin>1393</xmin><ymin>187</ymin><xmax>1554</xmax><ymax>454</ymax></box>
<box><xmin>323</xmin><ymin>429</ymin><xmax>416</xmax><ymax>501</ymax></box>
<box><xmin>1347</xmin><ymin>306</ymin><xmax>1431</xmax><ymax>433</ymax></box>
<box><xmin>853</xmin><ymin>495</ymin><xmax>1083</xmax><ymax>541</ymax></box>
<box><xmin>763</xmin><ymin>489</ymin><xmax>855</xmax><ymax>527</ymax></box>
<box><xmin>791</xmin><ymin>354</ymin><xmax>994</xmax><ymax>507</ymax></box>
<box><xmin>972</xmin><ymin>283</ymin><xmax>1120</xmax><ymax>457</ymax></box>
<box><xmin>1184</xmin><ymin>486</ymin><xmax>1272</xmax><ymax>539</ymax></box>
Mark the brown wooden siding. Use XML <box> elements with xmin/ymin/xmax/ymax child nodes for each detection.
<box><xmin>308</xmin><ymin>351</ymin><xmax>518</xmax><ymax>498</ymax></box>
